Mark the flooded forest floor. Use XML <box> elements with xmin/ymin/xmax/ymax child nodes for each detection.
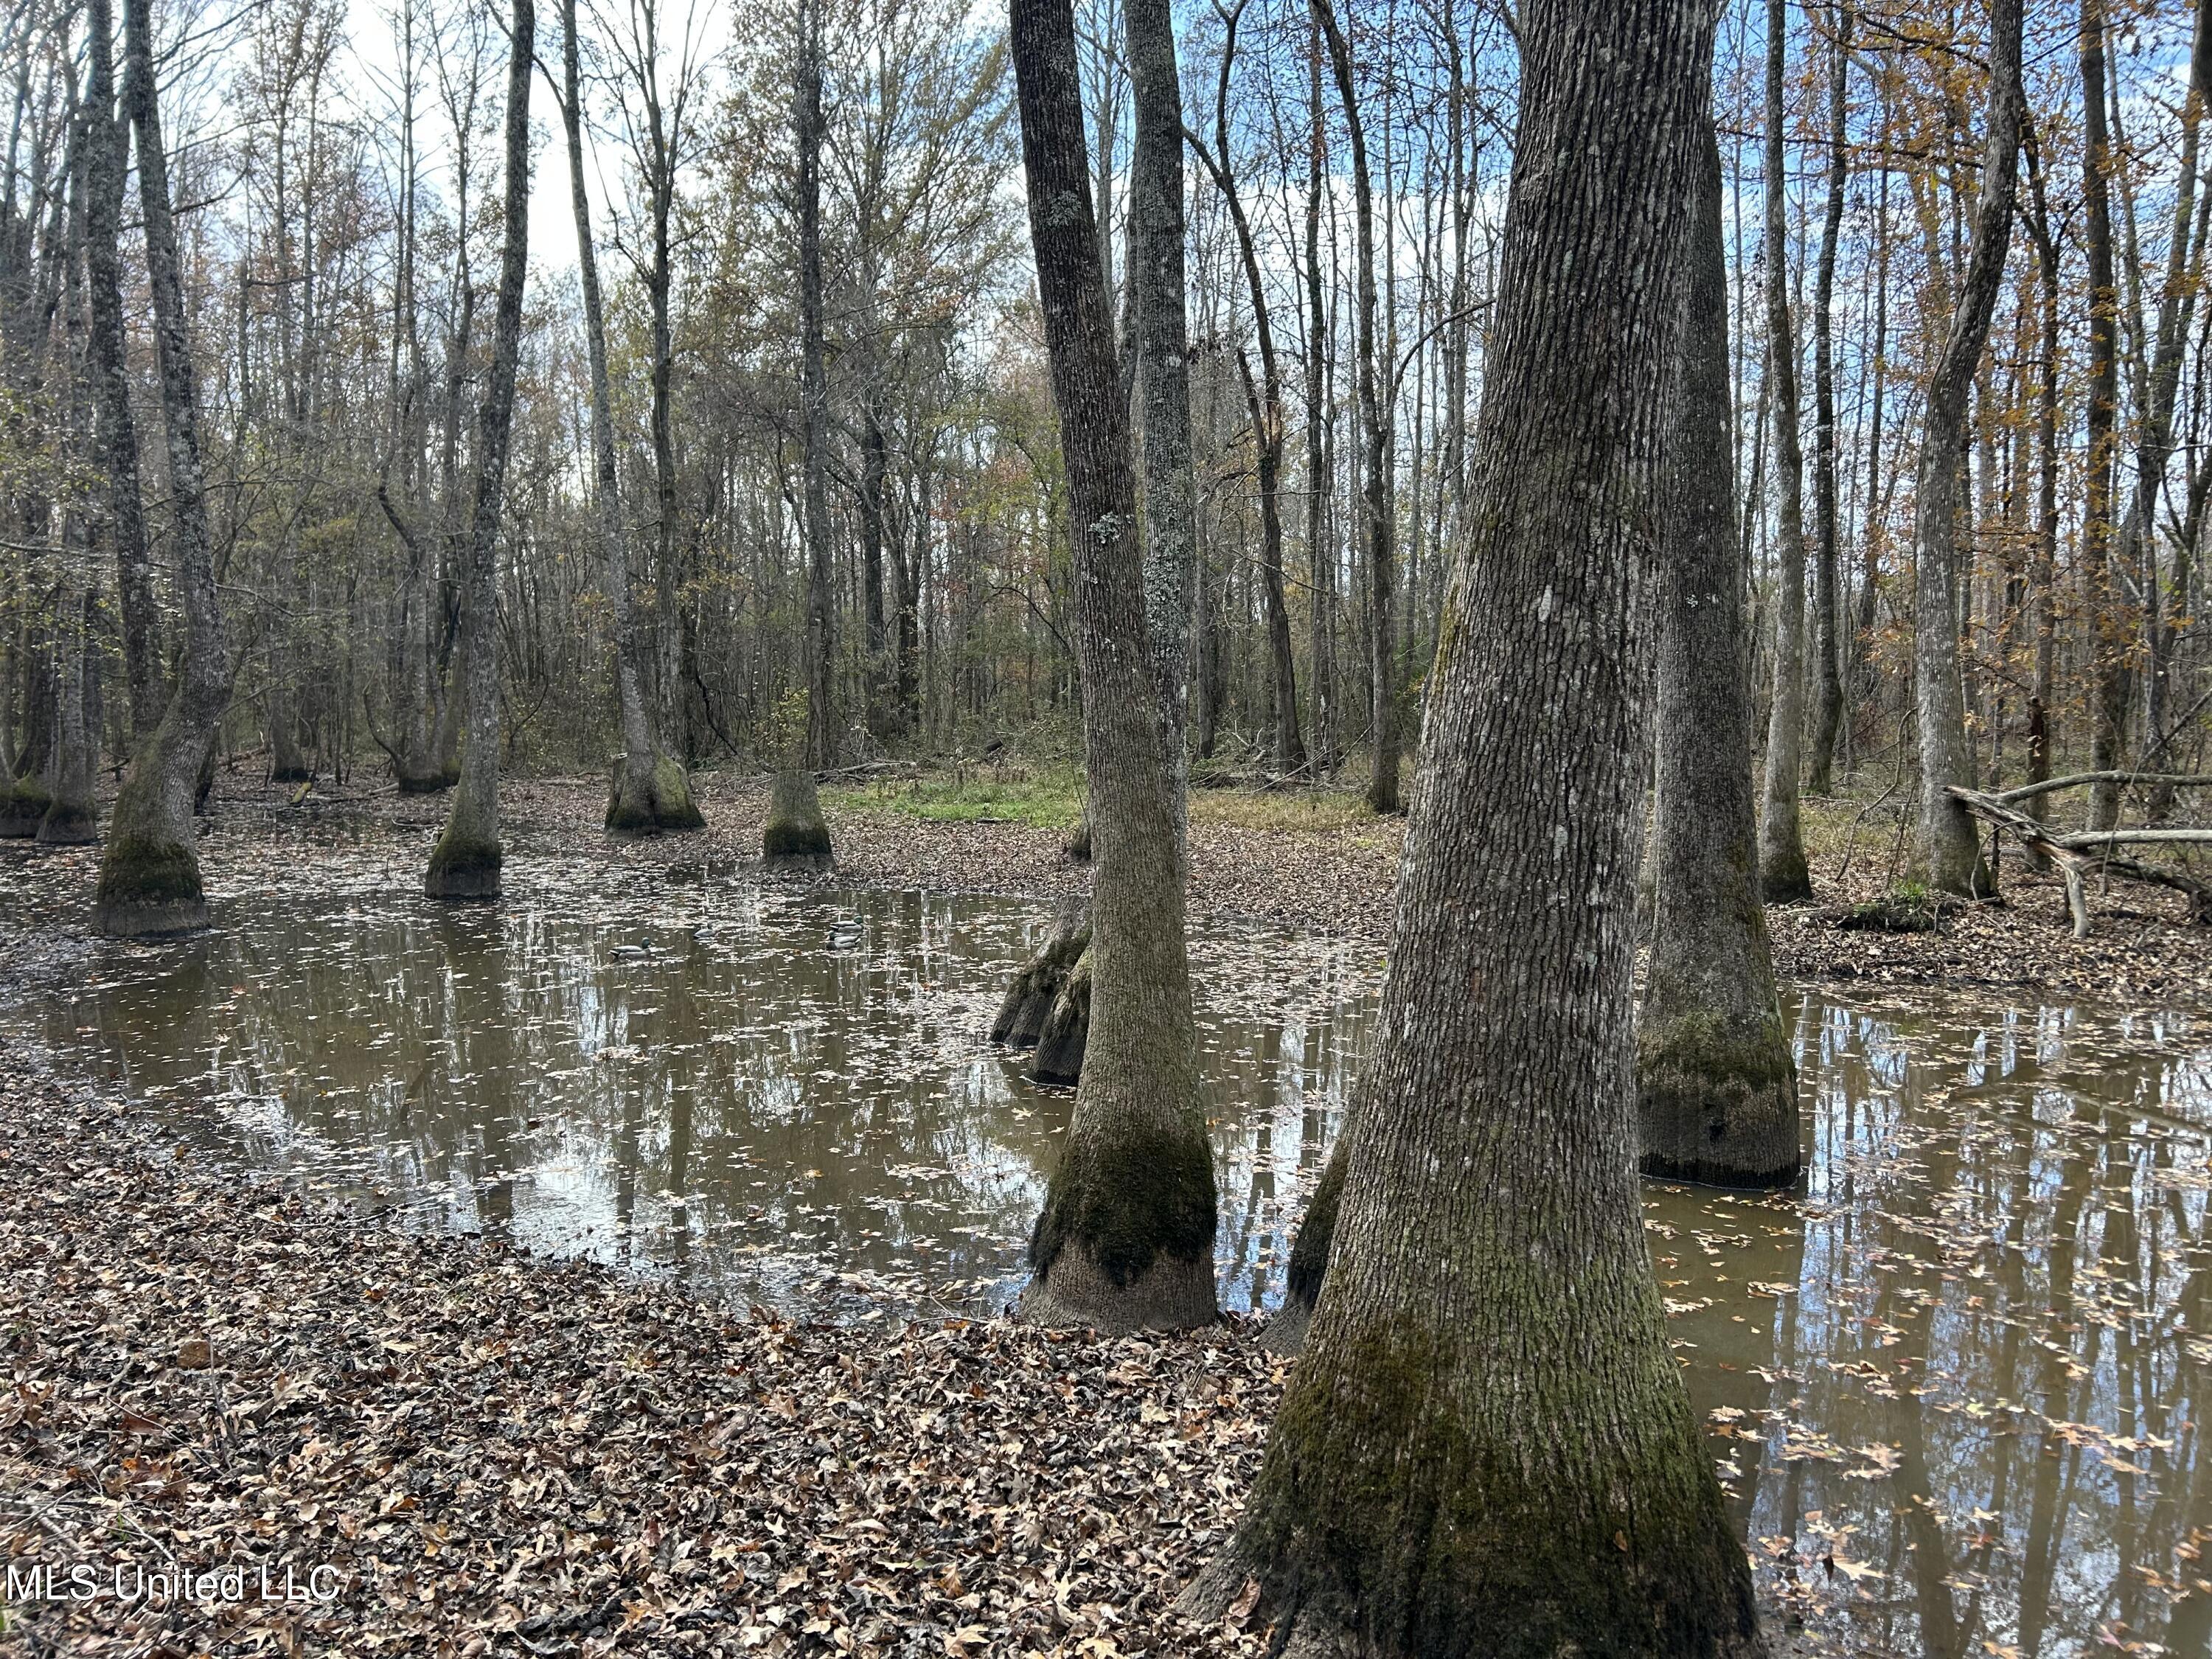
<box><xmin>3</xmin><ymin>765</ymin><xmax>2205</xmax><ymax>1655</ymax></box>
<box><xmin>8</xmin><ymin>765</ymin><xmax>2210</xmax><ymax>1001</ymax></box>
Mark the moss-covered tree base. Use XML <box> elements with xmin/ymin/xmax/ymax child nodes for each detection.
<box><xmin>424</xmin><ymin>835</ymin><xmax>502</xmax><ymax>900</ymax></box>
<box><xmin>0</xmin><ymin>782</ymin><xmax>52</xmax><ymax>839</ymax></box>
<box><xmin>35</xmin><ymin>801</ymin><xmax>98</xmax><ymax>846</ymax></box>
<box><xmin>761</xmin><ymin>769</ymin><xmax>833</xmax><ymax>868</ymax></box>
<box><xmin>1261</xmin><ymin>1132</ymin><xmax>1347</xmax><ymax>1354</ymax></box>
<box><xmin>91</xmin><ymin>835</ymin><xmax>209</xmax><ymax>937</ymax></box>
<box><xmin>1024</xmin><ymin>1110</ymin><xmax>1216</xmax><ymax>1332</ymax></box>
<box><xmin>605</xmin><ymin>753</ymin><xmax>707</xmax><ymax>835</ymax></box>
<box><xmin>1638</xmin><ymin>1009</ymin><xmax>1800</xmax><ymax>1189</ymax></box>
<box><xmin>271</xmin><ymin>763</ymin><xmax>314</xmax><ymax>784</ymax></box>
<box><xmin>1183</xmin><ymin>1318</ymin><xmax>1766</xmax><ymax>1659</ymax></box>
<box><xmin>1029</xmin><ymin>947</ymin><xmax>1091</xmax><ymax>1084</ymax></box>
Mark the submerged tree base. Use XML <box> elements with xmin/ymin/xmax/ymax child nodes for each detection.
<box><xmin>605</xmin><ymin>754</ymin><xmax>706</xmax><ymax>835</ymax></box>
<box><xmin>91</xmin><ymin>835</ymin><xmax>209</xmax><ymax>937</ymax></box>
<box><xmin>992</xmin><ymin>905</ymin><xmax>1089</xmax><ymax>1048</ymax></box>
<box><xmin>1029</xmin><ymin>946</ymin><xmax>1091</xmax><ymax>1085</ymax></box>
<box><xmin>424</xmin><ymin>835</ymin><xmax>502</xmax><ymax>900</ymax></box>
<box><xmin>1</xmin><ymin>782</ymin><xmax>51</xmax><ymax>839</ymax></box>
<box><xmin>762</xmin><ymin>770</ymin><xmax>833</xmax><ymax>867</ymax></box>
<box><xmin>1638</xmin><ymin>1009</ymin><xmax>1801</xmax><ymax>1189</ymax></box>
<box><xmin>35</xmin><ymin>802</ymin><xmax>98</xmax><ymax>846</ymax></box>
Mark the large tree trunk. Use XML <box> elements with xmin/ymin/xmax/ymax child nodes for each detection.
<box><xmin>1640</xmin><ymin>119</ymin><xmax>1799</xmax><ymax>1191</ymax></box>
<box><xmin>1804</xmin><ymin>3</ymin><xmax>1849</xmax><ymax>795</ymax></box>
<box><xmin>1010</xmin><ymin>0</ymin><xmax>1217</xmax><ymax>1335</ymax></box>
<box><xmin>1756</xmin><ymin>0</ymin><xmax>1812</xmax><ymax>902</ymax></box>
<box><xmin>92</xmin><ymin>0</ymin><xmax>231</xmax><ymax>937</ymax></box>
<box><xmin>424</xmin><ymin>0</ymin><xmax>532</xmax><ymax>899</ymax></box>
<box><xmin>83</xmin><ymin>0</ymin><xmax>156</xmax><ymax>745</ymax></box>
<box><xmin>1313</xmin><ymin>0</ymin><xmax>1395</xmax><ymax>815</ymax></box>
<box><xmin>563</xmin><ymin>0</ymin><xmax>699</xmax><ymax>835</ymax></box>
<box><xmin>1188</xmin><ymin>5</ymin><xmax>1761</xmax><ymax>1652</ymax></box>
<box><xmin>1913</xmin><ymin>0</ymin><xmax>2020</xmax><ymax>896</ymax></box>
<box><xmin>799</xmin><ymin>0</ymin><xmax>835</xmax><ymax>771</ymax></box>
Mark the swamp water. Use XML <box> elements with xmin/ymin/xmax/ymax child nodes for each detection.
<box><xmin>16</xmin><ymin>880</ymin><xmax>2212</xmax><ymax>1657</ymax></box>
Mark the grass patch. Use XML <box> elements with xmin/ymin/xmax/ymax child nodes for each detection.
<box><xmin>1188</xmin><ymin>785</ymin><xmax>1381</xmax><ymax>835</ymax></box>
<box><xmin>824</xmin><ymin>768</ymin><xmax>1085</xmax><ymax>831</ymax></box>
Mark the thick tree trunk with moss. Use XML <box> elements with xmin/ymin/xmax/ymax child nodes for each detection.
<box><xmin>1012</xmin><ymin>0</ymin><xmax>1217</xmax><ymax>1335</ymax></box>
<box><xmin>92</xmin><ymin>0</ymin><xmax>229</xmax><ymax>937</ymax></box>
<box><xmin>761</xmin><ymin>768</ymin><xmax>832</xmax><ymax>866</ymax></box>
<box><xmin>1756</xmin><ymin>0</ymin><xmax>1811</xmax><ymax>904</ymax></box>
<box><xmin>425</xmin><ymin>0</ymin><xmax>532</xmax><ymax>901</ymax></box>
<box><xmin>560</xmin><ymin>0</ymin><xmax>700</xmax><ymax>838</ymax></box>
<box><xmin>1641</xmin><ymin>122</ymin><xmax>1800</xmax><ymax>1192</ymax></box>
<box><xmin>1184</xmin><ymin>4</ymin><xmax>1762</xmax><ymax>1651</ymax></box>
<box><xmin>1913</xmin><ymin>0</ymin><xmax>2020</xmax><ymax>897</ymax></box>
<box><xmin>992</xmin><ymin>900</ymin><xmax>1088</xmax><ymax>1048</ymax></box>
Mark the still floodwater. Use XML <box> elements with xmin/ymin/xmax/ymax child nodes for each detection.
<box><xmin>18</xmin><ymin>881</ymin><xmax>2212</xmax><ymax>1656</ymax></box>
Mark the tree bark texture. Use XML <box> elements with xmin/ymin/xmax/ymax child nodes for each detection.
<box><xmin>1640</xmin><ymin>120</ymin><xmax>1801</xmax><ymax>1192</ymax></box>
<box><xmin>1011</xmin><ymin>0</ymin><xmax>1217</xmax><ymax>1335</ymax></box>
<box><xmin>1206</xmin><ymin>4</ymin><xmax>1762</xmax><ymax>1652</ymax></box>
<box><xmin>1126</xmin><ymin>0</ymin><xmax>1200</xmax><ymax>843</ymax></box>
<box><xmin>425</xmin><ymin>0</ymin><xmax>532</xmax><ymax>899</ymax></box>
<box><xmin>93</xmin><ymin>0</ymin><xmax>232</xmax><ymax>936</ymax></box>
<box><xmin>1913</xmin><ymin>0</ymin><xmax>2020</xmax><ymax>896</ymax></box>
<box><xmin>1757</xmin><ymin>0</ymin><xmax>1812</xmax><ymax>902</ymax></box>
<box><xmin>2079</xmin><ymin>0</ymin><xmax>2126</xmax><ymax>831</ymax></box>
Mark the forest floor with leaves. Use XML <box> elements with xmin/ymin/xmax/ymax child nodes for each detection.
<box><xmin>16</xmin><ymin>762</ymin><xmax>2191</xmax><ymax>1004</ymax></box>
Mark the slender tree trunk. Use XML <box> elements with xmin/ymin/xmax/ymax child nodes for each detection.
<box><xmin>1194</xmin><ymin>3</ymin><xmax>1301</xmax><ymax>778</ymax></box>
<box><xmin>799</xmin><ymin>0</ymin><xmax>835</xmax><ymax>771</ymax></box>
<box><xmin>564</xmin><ymin>0</ymin><xmax>698</xmax><ymax>834</ymax></box>
<box><xmin>1806</xmin><ymin>2</ymin><xmax>1849</xmax><ymax>794</ymax></box>
<box><xmin>1757</xmin><ymin>0</ymin><xmax>1812</xmax><ymax>901</ymax></box>
<box><xmin>2080</xmin><ymin>0</ymin><xmax>2126</xmax><ymax>831</ymax></box>
<box><xmin>2023</xmin><ymin>136</ymin><xmax>2060</xmax><ymax>852</ymax></box>
<box><xmin>1313</xmin><ymin>0</ymin><xmax>1396</xmax><ymax>815</ymax></box>
<box><xmin>1303</xmin><ymin>18</ymin><xmax>1335</xmax><ymax>773</ymax></box>
<box><xmin>93</xmin><ymin>0</ymin><xmax>232</xmax><ymax>936</ymax></box>
<box><xmin>83</xmin><ymin>0</ymin><xmax>155</xmax><ymax>745</ymax></box>
<box><xmin>1192</xmin><ymin>7</ymin><xmax>1761</xmax><ymax>1652</ymax></box>
<box><xmin>1640</xmin><ymin>117</ymin><xmax>1798</xmax><ymax>1190</ymax></box>
<box><xmin>424</xmin><ymin>0</ymin><xmax>532</xmax><ymax>898</ymax></box>
<box><xmin>1913</xmin><ymin>0</ymin><xmax>2020</xmax><ymax>896</ymax></box>
<box><xmin>1011</xmin><ymin>0</ymin><xmax>1217</xmax><ymax>1334</ymax></box>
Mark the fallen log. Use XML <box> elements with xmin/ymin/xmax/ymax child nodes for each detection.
<box><xmin>1946</xmin><ymin>785</ymin><xmax>2212</xmax><ymax>936</ymax></box>
<box><xmin>1996</xmin><ymin>771</ymin><xmax>2212</xmax><ymax>805</ymax></box>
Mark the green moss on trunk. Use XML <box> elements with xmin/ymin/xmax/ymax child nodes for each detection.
<box><xmin>1028</xmin><ymin>1107</ymin><xmax>1214</xmax><ymax>1290</ymax></box>
<box><xmin>1637</xmin><ymin>1007</ymin><xmax>1800</xmax><ymax>1188</ymax></box>
<box><xmin>35</xmin><ymin>801</ymin><xmax>98</xmax><ymax>845</ymax></box>
<box><xmin>1242</xmin><ymin>1321</ymin><xmax>1761</xmax><ymax>1658</ymax></box>
<box><xmin>762</xmin><ymin>769</ymin><xmax>833</xmax><ymax>863</ymax></box>
<box><xmin>91</xmin><ymin>833</ymin><xmax>208</xmax><ymax>936</ymax></box>
<box><xmin>0</xmin><ymin>780</ymin><xmax>51</xmax><ymax>839</ymax></box>
<box><xmin>424</xmin><ymin>832</ymin><xmax>502</xmax><ymax>899</ymax></box>
<box><xmin>605</xmin><ymin>754</ymin><xmax>706</xmax><ymax>833</ymax></box>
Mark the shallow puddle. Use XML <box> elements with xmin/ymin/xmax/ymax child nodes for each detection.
<box><xmin>16</xmin><ymin>880</ymin><xmax>2212</xmax><ymax>1655</ymax></box>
